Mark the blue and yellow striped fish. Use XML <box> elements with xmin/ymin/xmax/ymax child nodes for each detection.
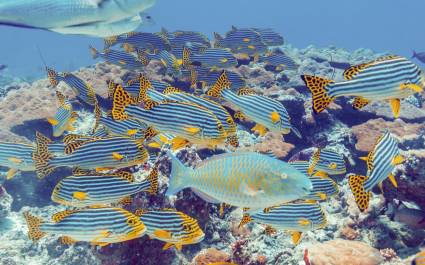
<box><xmin>123</xmin><ymin>75</ymin><xmax>171</xmax><ymax>97</ymax></box>
<box><xmin>135</xmin><ymin>209</ymin><xmax>204</xmax><ymax>250</ymax></box>
<box><xmin>48</xmin><ymin>91</ymin><xmax>78</xmax><ymax>137</ymax></box>
<box><xmin>166</xmin><ymin>152</ymin><xmax>312</xmax><ymax>210</ymax></box>
<box><xmin>260</xmin><ymin>50</ymin><xmax>298</xmax><ymax>71</ymax></box>
<box><xmin>167</xmin><ymin>30</ymin><xmax>210</xmax><ymax>48</ymax></box>
<box><xmin>46</xmin><ymin>68</ymin><xmax>97</xmax><ymax>105</ymax></box>
<box><xmin>308</xmin><ymin>148</ymin><xmax>346</xmax><ymax>176</ymax></box>
<box><xmin>183</xmin><ymin>47</ymin><xmax>237</xmax><ymax>69</ymax></box>
<box><xmin>115</xmin><ymin>32</ymin><xmax>171</xmax><ymax>53</ymax></box>
<box><xmin>252</xmin><ymin>28</ymin><xmax>284</xmax><ymax>46</ymax></box>
<box><xmin>289</xmin><ymin>161</ymin><xmax>339</xmax><ymax>201</ymax></box>
<box><xmin>207</xmin><ymin>72</ymin><xmax>301</xmax><ymax>137</ymax></box>
<box><xmin>51</xmin><ymin>167</ymin><xmax>158</xmax><ymax>207</ymax></box>
<box><xmin>187</xmin><ymin>67</ymin><xmax>246</xmax><ymax>91</ymax></box>
<box><xmin>238</xmin><ymin>202</ymin><xmax>327</xmax><ymax>245</ymax></box>
<box><xmin>32</xmin><ymin>133</ymin><xmax>148</xmax><ymax>178</ymax></box>
<box><xmin>349</xmin><ymin>131</ymin><xmax>404</xmax><ymax>211</ymax></box>
<box><xmin>90</xmin><ymin>46</ymin><xmax>144</xmax><ymax>69</ymax></box>
<box><xmin>171</xmin><ymin>41</ymin><xmax>209</xmax><ymax>60</ymax></box>
<box><xmin>24</xmin><ymin>207</ymin><xmax>146</xmax><ymax>246</ymax></box>
<box><xmin>111</xmin><ymin>84</ymin><xmax>228</xmax><ymax>149</ymax></box>
<box><xmin>0</xmin><ymin>142</ymin><xmax>35</xmax><ymax>179</ymax></box>
<box><xmin>301</xmin><ymin>55</ymin><xmax>425</xmax><ymax>118</ymax></box>
<box><xmin>214</xmin><ymin>28</ymin><xmax>262</xmax><ymax>49</ymax></box>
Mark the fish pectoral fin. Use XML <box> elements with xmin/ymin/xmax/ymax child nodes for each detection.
<box><xmin>112</xmin><ymin>152</ymin><xmax>124</xmax><ymax>160</ymax></box>
<box><xmin>314</xmin><ymin>171</ymin><xmax>329</xmax><ymax>178</ymax></box>
<box><xmin>291</xmin><ymin>231</ymin><xmax>302</xmax><ymax>245</ymax></box>
<box><xmin>184</xmin><ymin>127</ymin><xmax>200</xmax><ymax>134</ymax></box>
<box><xmin>91</xmin><ymin>241</ymin><xmax>110</xmax><ymax>247</ymax></box>
<box><xmin>352</xmin><ymin>96</ymin><xmax>370</xmax><ymax>110</ymax></box>
<box><xmin>317</xmin><ymin>192</ymin><xmax>327</xmax><ymax>200</ymax></box>
<box><xmin>153</xmin><ymin>229</ymin><xmax>172</xmax><ymax>239</ymax></box>
<box><xmin>8</xmin><ymin>157</ymin><xmax>23</xmax><ymax>164</ymax></box>
<box><xmin>127</xmin><ymin>129</ymin><xmax>138</xmax><ymax>136</ymax></box>
<box><xmin>162</xmin><ymin>242</ymin><xmax>175</xmax><ymax>250</ymax></box>
<box><xmin>60</xmin><ymin>236</ymin><xmax>77</xmax><ymax>245</ymax></box>
<box><xmin>251</xmin><ymin>124</ymin><xmax>267</xmax><ymax>136</ymax></box>
<box><xmin>6</xmin><ymin>168</ymin><xmax>18</xmax><ymax>180</ymax></box>
<box><xmin>389</xmin><ymin>99</ymin><xmax>401</xmax><ymax>118</ymax></box>
<box><xmin>387</xmin><ymin>174</ymin><xmax>398</xmax><ymax>188</ymax></box>
<box><xmin>147</xmin><ymin>141</ymin><xmax>162</xmax><ymax>148</ymax></box>
<box><xmin>171</xmin><ymin>137</ymin><xmax>189</xmax><ymax>150</ymax></box>
<box><xmin>73</xmin><ymin>191</ymin><xmax>88</xmax><ymax>201</ymax></box>
<box><xmin>400</xmin><ymin>83</ymin><xmax>423</xmax><ymax>93</ymax></box>
<box><xmin>47</xmin><ymin>118</ymin><xmax>59</xmax><ymax>126</ymax></box>
<box><xmin>391</xmin><ymin>155</ymin><xmax>405</xmax><ymax>166</ymax></box>
<box><xmin>298</xmin><ymin>218</ymin><xmax>311</xmax><ymax>226</ymax></box>
<box><xmin>270</xmin><ymin>111</ymin><xmax>280</xmax><ymax>123</ymax></box>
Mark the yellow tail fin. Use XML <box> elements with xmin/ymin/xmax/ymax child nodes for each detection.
<box><xmin>348</xmin><ymin>174</ymin><xmax>370</xmax><ymax>212</ymax></box>
<box><xmin>23</xmin><ymin>212</ymin><xmax>46</xmax><ymax>241</ymax></box>
<box><xmin>206</xmin><ymin>71</ymin><xmax>231</xmax><ymax>98</ymax></box>
<box><xmin>301</xmin><ymin>75</ymin><xmax>335</xmax><ymax>113</ymax></box>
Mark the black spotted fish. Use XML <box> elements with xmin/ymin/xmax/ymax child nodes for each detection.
<box><xmin>51</xmin><ymin>168</ymin><xmax>158</xmax><ymax>207</ymax></box>
<box><xmin>301</xmin><ymin>55</ymin><xmax>425</xmax><ymax>118</ymax></box>
<box><xmin>0</xmin><ymin>142</ymin><xmax>35</xmax><ymax>179</ymax></box>
<box><xmin>0</xmin><ymin>0</ymin><xmax>156</xmax><ymax>37</ymax></box>
<box><xmin>166</xmin><ymin>152</ymin><xmax>312</xmax><ymax>210</ymax></box>
<box><xmin>32</xmin><ymin>133</ymin><xmax>148</xmax><ymax>178</ymax></box>
<box><xmin>349</xmin><ymin>131</ymin><xmax>404</xmax><ymax>211</ymax></box>
<box><xmin>207</xmin><ymin>72</ymin><xmax>301</xmax><ymax>137</ymax></box>
<box><xmin>48</xmin><ymin>91</ymin><xmax>78</xmax><ymax>137</ymax></box>
<box><xmin>23</xmin><ymin>207</ymin><xmax>146</xmax><ymax>246</ymax></box>
<box><xmin>135</xmin><ymin>209</ymin><xmax>204</xmax><ymax>250</ymax></box>
<box><xmin>238</xmin><ymin>202</ymin><xmax>327</xmax><ymax>245</ymax></box>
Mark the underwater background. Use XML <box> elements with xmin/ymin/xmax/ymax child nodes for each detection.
<box><xmin>0</xmin><ymin>0</ymin><xmax>425</xmax><ymax>264</ymax></box>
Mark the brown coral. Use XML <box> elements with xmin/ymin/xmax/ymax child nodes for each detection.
<box><xmin>309</xmin><ymin>239</ymin><xmax>383</xmax><ymax>265</ymax></box>
<box><xmin>192</xmin><ymin>248</ymin><xmax>231</xmax><ymax>265</ymax></box>
<box><xmin>339</xmin><ymin>226</ymin><xmax>359</xmax><ymax>240</ymax></box>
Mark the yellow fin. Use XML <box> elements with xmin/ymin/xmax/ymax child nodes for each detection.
<box><xmin>184</xmin><ymin>127</ymin><xmax>200</xmax><ymax>134</ymax></box>
<box><xmin>388</xmin><ymin>174</ymin><xmax>398</xmax><ymax>188</ymax></box>
<box><xmin>238</xmin><ymin>214</ymin><xmax>252</xmax><ymax>228</ymax></box>
<box><xmin>127</xmin><ymin>129</ymin><xmax>138</xmax><ymax>136</ymax></box>
<box><xmin>389</xmin><ymin>99</ymin><xmax>401</xmax><ymax>118</ymax></box>
<box><xmin>112</xmin><ymin>152</ymin><xmax>124</xmax><ymax>160</ymax></box>
<box><xmin>159</xmin><ymin>134</ymin><xmax>170</xmax><ymax>144</ymax></box>
<box><xmin>317</xmin><ymin>192</ymin><xmax>327</xmax><ymax>200</ymax></box>
<box><xmin>6</xmin><ymin>168</ymin><xmax>18</xmax><ymax>180</ymax></box>
<box><xmin>175</xmin><ymin>244</ymin><xmax>182</xmax><ymax>251</ymax></box>
<box><xmin>291</xmin><ymin>231</ymin><xmax>302</xmax><ymax>245</ymax></box>
<box><xmin>60</xmin><ymin>236</ymin><xmax>77</xmax><ymax>245</ymax></box>
<box><xmin>301</xmin><ymin>75</ymin><xmax>335</xmax><ymax>114</ymax></box>
<box><xmin>248</xmin><ymin>45</ymin><xmax>255</xmax><ymax>49</ymax></box>
<box><xmin>243</xmin><ymin>38</ymin><xmax>250</xmax><ymax>42</ymax></box>
<box><xmin>353</xmin><ymin>96</ymin><xmax>370</xmax><ymax>110</ymax></box>
<box><xmin>23</xmin><ymin>212</ymin><xmax>46</xmax><ymax>241</ymax></box>
<box><xmin>47</xmin><ymin>118</ymin><xmax>59</xmax><ymax>126</ymax></box>
<box><xmin>400</xmin><ymin>83</ymin><xmax>423</xmax><ymax>93</ymax></box>
<box><xmin>148</xmin><ymin>142</ymin><xmax>161</xmax><ymax>148</ymax></box>
<box><xmin>162</xmin><ymin>242</ymin><xmax>174</xmax><ymax>250</ymax></box>
<box><xmin>359</xmin><ymin>156</ymin><xmax>368</xmax><ymax>161</ymax></box>
<box><xmin>171</xmin><ymin>137</ymin><xmax>189</xmax><ymax>150</ymax></box>
<box><xmin>348</xmin><ymin>174</ymin><xmax>370</xmax><ymax>212</ymax></box>
<box><xmin>153</xmin><ymin>229</ymin><xmax>172</xmax><ymax>239</ymax></box>
<box><xmin>220</xmin><ymin>58</ymin><xmax>228</xmax><ymax>63</ymax></box>
<box><xmin>119</xmin><ymin>60</ymin><xmax>127</xmax><ymax>65</ymax></box>
<box><xmin>206</xmin><ymin>71</ymin><xmax>231</xmax><ymax>98</ymax></box>
<box><xmin>251</xmin><ymin>123</ymin><xmax>267</xmax><ymax>136</ymax></box>
<box><xmin>298</xmin><ymin>218</ymin><xmax>310</xmax><ymax>226</ymax></box>
<box><xmin>52</xmin><ymin>209</ymin><xmax>79</xmax><ymax>223</ymax></box>
<box><xmin>270</xmin><ymin>111</ymin><xmax>280</xmax><ymax>123</ymax></box>
<box><xmin>8</xmin><ymin>157</ymin><xmax>23</xmax><ymax>164</ymax></box>
<box><xmin>308</xmin><ymin>149</ymin><xmax>321</xmax><ymax>175</ymax></box>
<box><xmin>391</xmin><ymin>155</ymin><xmax>405</xmax><ymax>166</ymax></box>
<box><xmin>73</xmin><ymin>191</ymin><xmax>87</xmax><ymax>201</ymax></box>
<box><xmin>313</xmin><ymin>171</ymin><xmax>329</xmax><ymax>178</ymax></box>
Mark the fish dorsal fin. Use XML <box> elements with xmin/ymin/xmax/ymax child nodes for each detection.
<box><xmin>343</xmin><ymin>55</ymin><xmax>402</xmax><ymax>80</ymax></box>
<box><xmin>112</xmin><ymin>84</ymin><xmax>133</xmax><ymax>120</ymax></box>
<box><xmin>114</xmin><ymin>171</ymin><xmax>134</xmax><ymax>182</ymax></box>
<box><xmin>348</xmin><ymin>174</ymin><xmax>370</xmax><ymax>212</ymax></box>
<box><xmin>52</xmin><ymin>209</ymin><xmax>80</xmax><ymax>223</ymax></box>
<box><xmin>64</xmin><ymin>139</ymin><xmax>92</xmax><ymax>154</ymax></box>
<box><xmin>237</xmin><ymin>87</ymin><xmax>256</xmax><ymax>96</ymax></box>
<box><xmin>163</xmin><ymin>86</ymin><xmax>182</xmax><ymax>94</ymax></box>
<box><xmin>35</xmin><ymin>131</ymin><xmax>52</xmax><ymax>146</ymax></box>
<box><xmin>143</xmin><ymin>99</ymin><xmax>160</xmax><ymax>110</ymax></box>
<box><xmin>93</xmin><ymin>99</ymin><xmax>102</xmax><ymax>134</ymax></box>
<box><xmin>207</xmin><ymin>71</ymin><xmax>231</xmax><ymax>98</ymax></box>
<box><xmin>138</xmin><ymin>74</ymin><xmax>152</xmax><ymax>102</ymax></box>
<box><xmin>182</xmin><ymin>47</ymin><xmax>191</xmax><ymax>67</ymax></box>
<box><xmin>362</xmin><ymin>133</ymin><xmax>385</xmax><ymax>171</ymax></box>
<box><xmin>308</xmin><ymin>149</ymin><xmax>321</xmax><ymax>175</ymax></box>
<box><xmin>55</xmin><ymin>91</ymin><xmax>70</xmax><ymax>109</ymax></box>
<box><xmin>238</xmin><ymin>213</ymin><xmax>252</xmax><ymax>228</ymax></box>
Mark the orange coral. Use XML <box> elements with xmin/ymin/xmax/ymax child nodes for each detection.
<box><xmin>192</xmin><ymin>248</ymin><xmax>231</xmax><ymax>265</ymax></box>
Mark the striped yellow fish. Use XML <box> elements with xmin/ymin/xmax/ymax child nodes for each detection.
<box><xmin>166</xmin><ymin>152</ymin><xmax>312</xmax><ymax>211</ymax></box>
<box><xmin>0</xmin><ymin>142</ymin><xmax>35</xmax><ymax>179</ymax></box>
<box><xmin>24</xmin><ymin>207</ymin><xmax>146</xmax><ymax>246</ymax></box>
<box><xmin>47</xmin><ymin>91</ymin><xmax>78</xmax><ymax>137</ymax></box>
<box><xmin>135</xmin><ymin>208</ymin><xmax>204</xmax><ymax>250</ymax></box>
<box><xmin>301</xmin><ymin>55</ymin><xmax>425</xmax><ymax>118</ymax></box>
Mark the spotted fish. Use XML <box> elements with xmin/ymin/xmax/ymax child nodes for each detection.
<box><xmin>301</xmin><ymin>55</ymin><xmax>425</xmax><ymax>118</ymax></box>
<box><xmin>207</xmin><ymin>71</ymin><xmax>301</xmax><ymax>137</ymax></box>
<box><xmin>166</xmin><ymin>152</ymin><xmax>312</xmax><ymax>210</ymax></box>
<box><xmin>51</xmin><ymin>167</ymin><xmax>158</xmax><ymax>207</ymax></box>
<box><xmin>23</xmin><ymin>207</ymin><xmax>146</xmax><ymax>246</ymax></box>
<box><xmin>238</xmin><ymin>202</ymin><xmax>327</xmax><ymax>245</ymax></box>
<box><xmin>48</xmin><ymin>91</ymin><xmax>78</xmax><ymax>137</ymax></box>
<box><xmin>135</xmin><ymin>208</ymin><xmax>204</xmax><ymax>250</ymax></box>
<box><xmin>349</xmin><ymin>131</ymin><xmax>404</xmax><ymax>211</ymax></box>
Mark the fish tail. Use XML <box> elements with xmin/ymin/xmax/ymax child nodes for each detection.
<box><xmin>111</xmin><ymin>83</ymin><xmax>133</xmax><ymax>120</ymax></box>
<box><xmin>412</xmin><ymin>50</ymin><xmax>417</xmax><ymax>59</ymax></box>
<box><xmin>92</xmin><ymin>98</ymin><xmax>102</xmax><ymax>134</ymax></box>
<box><xmin>301</xmin><ymin>75</ymin><xmax>335</xmax><ymax>114</ymax></box>
<box><xmin>145</xmin><ymin>165</ymin><xmax>159</xmax><ymax>195</ymax></box>
<box><xmin>104</xmin><ymin>36</ymin><xmax>118</xmax><ymax>49</ymax></box>
<box><xmin>165</xmin><ymin>152</ymin><xmax>192</xmax><ymax>196</ymax></box>
<box><xmin>23</xmin><ymin>211</ymin><xmax>46</xmax><ymax>241</ymax></box>
<box><xmin>89</xmin><ymin>45</ymin><xmax>99</xmax><ymax>59</ymax></box>
<box><xmin>46</xmin><ymin>67</ymin><xmax>60</xmax><ymax>88</ymax></box>
<box><xmin>206</xmin><ymin>71</ymin><xmax>231</xmax><ymax>98</ymax></box>
<box><xmin>348</xmin><ymin>174</ymin><xmax>370</xmax><ymax>212</ymax></box>
<box><xmin>33</xmin><ymin>132</ymin><xmax>55</xmax><ymax>179</ymax></box>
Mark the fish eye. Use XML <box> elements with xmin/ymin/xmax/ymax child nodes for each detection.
<box><xmin>329</xmin><ymin>162</ymin><xmax>337</xmax><ymax>169</ymax></box>
<box><xmin>280</xmin><ymin>173</ymin><xmax>288</xmax><ymax>180</ymax></box>
<box><xmin>127</xmin><ymin>218</ymin><xmax>137</xmax><ymax>226</ymax></box>
<box><xmin>226</xmin><ymin>117</ymin><xmax>234</xmax><ymax>125</ymax></box>
<box><xmin>218</xmin><ymin>124</ymin><xmax>224</xmax><ymax>130</ymax></box>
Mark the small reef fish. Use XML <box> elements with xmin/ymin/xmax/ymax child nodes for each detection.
<box><xmin>32</xmin><ymin>133</ymin><xmax>148</xmax><ymax>178</ymax></box>
<box><xmin>189</xmin><ymin>67</ymin><xmax>246</xmax><ymax>91</ymax></box>
<box><xmin>51</xmin><ymin>168</ymin><xmax>158</xmax><ymax>207</ymax></box>
<box><xmin>48</xmin><ymin>91</ymin><xmax>78</xmax><ymax>137</ymax></box>
<box><xmin>289</xmin><ymin>161</ymin><xmax>339</xmax><ymax>201</ymax></box>
<box><xmin>349</xmin><ymin>131</ymin><xmax>404</xmax><ymax>211</ymax></box>
<box><xmin>166</xmin><ymin>30</ymin><xmax>210</xmax><ymax>48</ymax></box>
<box><xmin>166</xmin><ymin>152</ymin><xmax>312</xmax><ymax>210</ymax></box>
<box><xmin>412</xmin><ymin>50</ymin><xmax>425</xmax><ymax>64</ymax></box>
<box><xmin>106</xmin><ymin>31</ymin><xmax>170</xmax><ymax>52</ymax></box>
<box><xmin>412</xmin><ymin>249</ymin><xmax>425</xmax><ymax>265</ymax></box>
<box><xmin>386</xmin><ymin>200</ymin><xmax>425</xmax><ymax>230</ymax></box>
<box><xmin>90</xmin><ymin>46</ymin><xmax>144</xmax><ymax>69</ymax></box>
<box><xmin>238</xmin><ymin>202</ymin><xmax>327</xmax><ymax>245</ymax></box>
<box><xmin>183</xmin><ymin>47</ymin><xmax>237</xmax><ymax>69</ymax></box>
<box><xmin>302</xmin><ymin>55</ymin><xmax>425</xmax><ymax>118</ymax></box>
<box><xmin>214</xmin><ymin>27</ymin><xmax>263</xmax><ymax>49</ymax></box>
<box><xmin>252</xmin><ymin>28</ymin><xmax>284</xmax><ymax>46</ymax></box>
<box><xmin>47</xmin><ymin>68</ymin><xmax>97</xmax><ymax>105</ymax></box>
<box><xmin>111</xmin><ymin>83</ymin><xmax>228</xmax><ymax>149</ymax></box>
<box><xmin>171</xmin><ymin>41</ymin><xmax>209</xmax><ymax>60</ymax></box>
<box><xmin>24</xmin><ymin>207</ymin><xmax>146</xmax><ymax>246</ymax></box>
<box><xmin>260</xmin><ymin>50</ymin><xmax>298</xmax><ymax>71</ymax></box>
<box><xmin>135</xmin><ymin>209</ymin><xmax>205</xmax><ymax>250</ymax></box>
<box><xmin>138</xmin><ymin>50</ymin><xmax>182</xmax><ymax>76</ymax></box>
<box><xmin>0</xmin><ymin>64</ymin><xmax>7</xmax><ymax>71</ymax></box>
<box><xmin>0</xmin><ymin>0</ymin><xmax>156</xmax><ymax>37</ymax></box>
<box><xmin>0</xmin><ymin>142</ymin><xmax>35</xmax><ymax>179</ymax></box>
<box><xmin>308</xmin><ymin>148</ymin><xmax>346</xmax><ymax>176</ymax></box>
<box><xmin>207</xmin><ymin>72</ymin><xmax>301</xmax><ymax>137</ymax></box>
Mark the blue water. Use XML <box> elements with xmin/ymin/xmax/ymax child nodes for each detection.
<box><xmin>0</xmin><ymin>0</ymin><xmax>424</xmax><ymax>79</ymax></box>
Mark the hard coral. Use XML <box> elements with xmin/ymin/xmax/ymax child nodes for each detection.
<box><xmin>192</xmin><ymin>248</ymin><xmax>231</xmax><ymax>265</ymax></box>
<box><xmin>253</xmin><ymin>132</ymin><xmax>295</xmax><ymax>159</ymax></box>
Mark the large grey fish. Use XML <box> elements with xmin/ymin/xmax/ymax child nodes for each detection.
<box><xmin>0</xmin><ymin>0</ymin><xmax>156</xmax><ymax>37</ymax></box>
